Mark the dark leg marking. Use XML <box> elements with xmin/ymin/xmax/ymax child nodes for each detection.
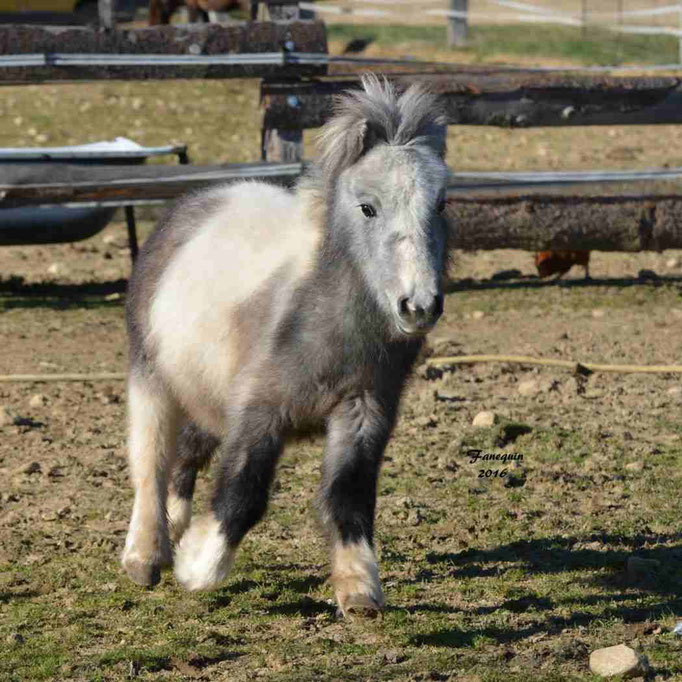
<box><xmin>320</xmin><ymin>393</ymin><xmax>394</xmax><ymax>616</ymax></box>
<box><xmin>173</xmin><ymin>407</ymin><xmax>284</xmax><ymax>591</ymax></box>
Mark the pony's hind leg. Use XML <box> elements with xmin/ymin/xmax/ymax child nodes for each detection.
<box><xmin>320</xmin><ymin>395</ymin><xmax>394</xmax><ymax>617</ymax></box>
<box><xmin>174</xmin><ymin>407</ymin><xmax>284</xmax><ymax>591</ymax></box>
<box><xmin>122</xmin><ymin>372</ymin><xmax>179</xmax><ymax>587</ymax></box>
<box><xmin>168</xmin><ymin>423</ymin><xmax>220</xmax><ymax>543</ymax></box>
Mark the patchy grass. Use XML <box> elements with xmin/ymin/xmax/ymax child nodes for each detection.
<box><xmin>2</xmin><ymin>248</ymin><xmax>682</xmax><ymax>679</ymax></box>
<box><xmin>327</xmin><ymin>23</ymin><xmax>679</xmax><ymax>66</ymax></box>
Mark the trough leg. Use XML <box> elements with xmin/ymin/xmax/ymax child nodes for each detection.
<box><xmin>124</xmin><ymin>206</ymin><xmax>139</xmax><ymax>262</ymax></box>
<box><xmin>122</xmin><ymin>373</ymin><xmax>179</xmax><ymax>587</ymax></box>
<box><xmin>321</xmin><ymin>394</ymin><xmax>393</xmax><ymax>617</ymax></box>
<box><xmin>174</xmin><ymin>408</ymin><xmax>283</xmax><ymax>591</ymax></box>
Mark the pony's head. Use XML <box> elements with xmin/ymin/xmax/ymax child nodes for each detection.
<box><xmin>318</xmin><ymin>74</ymin><xmax>449</xmax><ymax>338</ymax></box>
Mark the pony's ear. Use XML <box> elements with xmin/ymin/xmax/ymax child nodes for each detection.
<box><xmin>317</xmin><ymin>111</ymin><xmax>383</xmax><ymax>181</ymax></box>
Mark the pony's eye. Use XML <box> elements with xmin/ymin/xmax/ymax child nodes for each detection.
<box><xmin>437</xmin><ymin>198</ymin><xmax>447</xmax><ymax>214</ymax></box>
<box><xmin>360</xmin><ymin>204</ymin><xmax>377</xmax><ymax>219</ymax></box>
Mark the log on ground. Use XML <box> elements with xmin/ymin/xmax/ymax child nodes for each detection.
<box><xmin>449</xmin><ymin>194</ymin><xmax>682</xmax><ymax>251</ymax></box>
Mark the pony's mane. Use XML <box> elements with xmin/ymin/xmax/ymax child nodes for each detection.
<box><xmin>316</xmin><ymin>74</ymin><xmax>447</xmax><ymax>183</ymax></box>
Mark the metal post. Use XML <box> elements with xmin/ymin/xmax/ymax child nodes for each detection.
<box><xmin>263</xmin><ymin>1</ymin><xmax>304</xmax><ymax>162</ymax></box>
<box><xmin>125</xmin><ymin>206</ymin><xmax>139</xmax><ymax>262</ymax></box>
<box><xmin>98</xmin><ymin>0</ymin><xmax>116</xmax><ymax>30</ymax></box>
<box><xmin>447</xmin><ymin>0</ymin><xmax>468</xmax><ymax>47</ymax></box>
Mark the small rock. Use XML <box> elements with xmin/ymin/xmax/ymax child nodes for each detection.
<box><xmin>592</xmin><ymin>309</ymin><xmax>606</xmax><ymax>319</ymax></box>
<box><xmin>15</xmin><ymin>461</ymin><xmax>41</xmax><ymax>475</ymax></box>
<box><xmin>472</xmin><ymin>410</ymin><xmax>496</xmax><ymax>428</ymax></box>
<box><xmin>46</xmin><ymin>262</ymin><xmax>62</xmax><ymax>276</ymax></box>
<box><xmin>518</xmin><ymin>379</ymin><xmax>539</xmax><ymax>397</ymax></box>
<box><xmin>415</xmin><ymin>414</ymin><xmax>438</xmax><ymax>428</ymax></box>
<box><xmin>382</xmin><ymin>649</ymin><xmax>403</xmax><ymax>664</ymax></box>
<box><xmin>0</xmin><ymin>405</ymin><xmax>15</xmax><ymax>427</ymax></box>
<box><xmin>627</xmin><ymin>556</ymin><xmax>660</xmax><ymax>583</ymax></box>
<box><xmin>434</xmin><ymin>391</ymin><xmax>464</xmax><ymax>404</ymax></box>
<box><xmin>28</xmin><ymin>393</ymin><xmax>48</xmax><ymax>408</ymax></box>
<box><xmin>666</xmin><ymin>256</ymin><xmax>680</xmax><ymax>269</ymax></box>
<box><xmin>625</xmin><ymin>461</ymin><xmax>644</xmax><ymax>472</ymax></box>
<box><xmin>672</xmin><ymin>621</ymin><xmax>682</xmax><ymax>636</ymax></box>
<box><xmin>407</xmin><ymin>509</ymin><xmax>425</xmax><ymax>526</ymax></box>
<box><xmin>589</xmin><ymin>644</ymin><xmax>648</xmax><ymax>678</ymax></box>
<box><xmin>667</xmin><ymin>386</ymin><xmax>682</xmax><ymax>397</ymax></box>
<box><xmin>471</xmin><ymin>310</ymin><xmax>486</xmax><ymax>320</ymax></box>
<box><xmin>57</xmin><ymin>505</ymin><xmax>71</xmax><ymax>518</ymax></box>
<box><xmin>105</xmin><ymin>292</ymin><xmax>122</xmax><ymax>302</ymax></box>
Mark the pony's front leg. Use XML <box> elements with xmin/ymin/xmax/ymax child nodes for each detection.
<box><xmin>321</xmin><ymin>394</ymin><xmax>394</xmax><ymax>617</ymax></box>
<box><xmin>122</xmin><ymin>373</ymin><xmax>179</xmax><ymax>587</ymax></box>
<box><xmin>174</xmin><ymin>410</ymin><xmax>283</xmax><ymax>591</ymax></box>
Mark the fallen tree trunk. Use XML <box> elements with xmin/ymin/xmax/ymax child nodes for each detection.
<box><xmin>448</xmin><ymin>193</ymin><xmax>682</xmax><ymax>252</ymax></box>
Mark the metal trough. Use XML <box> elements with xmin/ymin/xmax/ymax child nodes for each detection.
<box><xmin>0</xmin><ymin>138</ymin><xmax>186</xmax><ymax>246</ymax></box>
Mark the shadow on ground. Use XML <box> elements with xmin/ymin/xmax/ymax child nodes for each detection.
<box><xmin>446</xmin><ymin>274</ymin><xmax>682</xmax><ymax>293</ymax></box>
<box><xmin>0</xmin><ymin>276</ymin><xmax>127</xmax><ymax>310</ymax></box>
<box><xmin>407</xmin><ymin>532</ymin><xmax>682</xmax><ymax>647</ymax></box>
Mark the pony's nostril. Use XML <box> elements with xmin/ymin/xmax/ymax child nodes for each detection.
<box><xmin>398</xmin><ymin>296</ymin><xmax>411</xmax><ymax>319</ymax></box>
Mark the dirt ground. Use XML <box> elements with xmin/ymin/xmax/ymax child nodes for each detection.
<box><xmin>1</xmin><ymin>220</ymin><xmax>682</xmax><ymax>680</ymax></box>
<box><xmin>2</xmin><ymin>31</ymin><xmax>682</xmax><ymax>680</ymax></box>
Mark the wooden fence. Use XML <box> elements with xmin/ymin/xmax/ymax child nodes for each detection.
<box><xmin>2</xmin><ymin>8</ymin><xmax>682</xmax><ymax>252</ymax></box>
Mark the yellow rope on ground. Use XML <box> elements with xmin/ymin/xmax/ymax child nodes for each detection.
<box><xmin>0</xmin><ymin>372</ymin><xmax>126</xmax><ymax>383</ymax></box>
<box><xmin>426</xmin><ymin>355</ymin><xmax>682</xmax><ymax>374</ymax></box>
<box><xmin>1</xmin><ymin>356</ymin><xmax>682</xmax><ymax>382</ymax></box>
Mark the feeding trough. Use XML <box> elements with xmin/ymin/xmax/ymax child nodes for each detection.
<box><xmin>0</xmin><ymin>138</ymin><xmax>187</xmax><ymax>246</ymax></box>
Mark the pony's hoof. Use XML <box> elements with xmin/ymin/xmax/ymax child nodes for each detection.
<box><xmin>336</xmin><ymin>592</ymin><xmax>386</xmax><ymax>618</ymax></box>
<box><xmin>173</xmin><ymin>515</ymin><xmax>234</xmax><ymax>591</ymax></box>
<box><xmin>122</xmin><ymin>541</ymin><xmax>172</xmax><ymax>587</ymax></box>
<box><xmin>337</xmin><ymin>592</ymin><xmax>384</xmax><ymax>618</ymax></box>
<box><xmin>123</xmin><ymin>557</ymin><xmax>163</xmax><ymax>587</ymax></box>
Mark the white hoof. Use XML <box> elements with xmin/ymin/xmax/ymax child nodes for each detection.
<box><xmin>174</xmin><ymin>515</ymin><xmax>234</xmax><ymax>591</ymax></box>
<box><xmin>167</xmin><ymin>492</ymin><xmax>192</xmax><ymax>544</ymax></box>
<box><xmin>331</xmin><ymin>539</ymin><xmax>385</xmax><ymax>617</ymax></box>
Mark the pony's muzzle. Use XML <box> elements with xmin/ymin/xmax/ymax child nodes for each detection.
<box><xmin>396</xmin><ymin>293</ymin><xmax>443</xmax><ymax>334</ymax></box>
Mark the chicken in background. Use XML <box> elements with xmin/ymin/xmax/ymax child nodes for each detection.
<box><xmin>534</xmin><ymin>250</ymin><xmax>591</xmax><ymax>280</ymax></box>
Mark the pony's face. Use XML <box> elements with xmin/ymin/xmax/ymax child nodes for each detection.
<box><xmin>337</xmin><ymin>144</ymin><xmax>449</xmax><ymax>338</ymax></box>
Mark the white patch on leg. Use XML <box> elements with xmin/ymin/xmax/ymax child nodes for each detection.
<box><xmin>331</xmin><ymin>538</ymin><xmax>385</xmax><ymax>616</ymax></box>
<box><xmin>122</xmin><ymin>374</ymin><xmax>177</xmax><ymax>585</ymax></box>
<box><xmin>167</xmin><ymin>491</ymin><xmax>192</xmax><ymax>544</ymax></box>
<box><xmin>174</xmin><ymin>514</ymin><xmax>235</xmax><ymax>591</ymax></box>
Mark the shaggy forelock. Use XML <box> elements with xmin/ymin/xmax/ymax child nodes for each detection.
<box><xmin>316</xmin><ymin>74</ymin><xmax>447</xmax><ymax>183</ymax></box>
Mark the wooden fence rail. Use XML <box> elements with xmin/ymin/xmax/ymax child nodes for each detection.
<box><xmin>3</xmin><ymin>162</ymin><xmax>682</xmax><ymax>251</ymax></box>
<box><xmin>262</xmin><ymin>74</ymin><xmax>682</xmax><ymax>129</ymax></box>
<box><xmin>0</xmin><ymin>22</ymin><xmax>327</xmax><ymax>82</ymax></box>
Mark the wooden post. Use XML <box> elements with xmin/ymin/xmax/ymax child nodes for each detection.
<box><xmin>262</xmin><ymin>0</ymin><xmax>305</xmax><ymax>162</ymax></box>
<box><xmin>678</xmin><ymin>3</ymin><xmax>682</xmax><ymax>65</ymax></box>
<box><xmin>98</xmin><ymin>0</ymin><xmax>116</xmax><ymax>30</ymax></box>
<box><xmin>447</xmin><ymin>0</ymin><xmax>468</xmax><ymax>47</ymax></box>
